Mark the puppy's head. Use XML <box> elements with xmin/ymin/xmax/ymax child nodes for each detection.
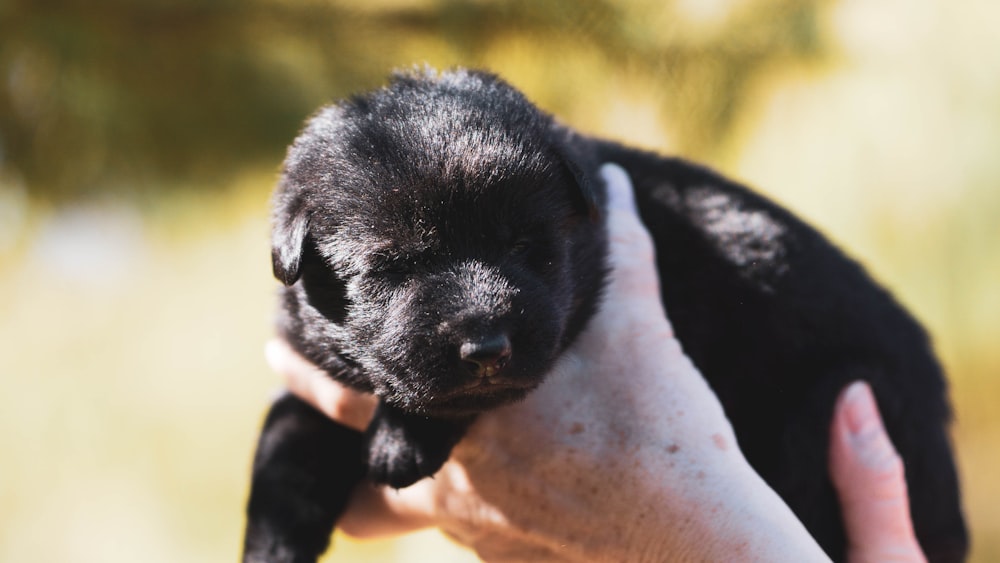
<box><xmin>272</xmin><ymin>69</ymin><xmax>604</xmax><ymax>417</ymax></box>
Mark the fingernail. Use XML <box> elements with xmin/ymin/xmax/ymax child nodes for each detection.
<box><xmin>600</xmin><ymin>163</ymin><xmax>638</xmax><ymax>214</ymax></box>
<box><xmin>840</xmin><ymin>381</ymin><xmax>903</xmax><ymax>473</ymax></box>
<box><xmin>842</xmin><ymin>381</ymin><xmax>881</xmax><ymax>436</ymax></box>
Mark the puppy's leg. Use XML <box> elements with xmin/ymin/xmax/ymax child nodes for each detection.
<box><xmin>365</xmin><ymin>402</ymin><xmax>472</xmax><ymax>488</ymax></box>
<box><xmin>243</xmin><ymin>393</ymin><xmax>366</xmax><ymax>563</ymax></box>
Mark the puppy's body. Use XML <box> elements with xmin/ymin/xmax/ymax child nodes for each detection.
<box><xmin>244</xmin><ymin>69</ymin><xmax>967</xmax><ymax>562</ymax></box>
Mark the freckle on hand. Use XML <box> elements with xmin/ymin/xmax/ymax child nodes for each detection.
<box><xmin>711</xmin><ymin>433</ymin><xmax>728</xmax><ymax>451</ymax></box>
<box><xmin>666</xmin><ymin>444</ymin><xmax>680</xmax><ymax>454</ymax></box>
<box><xmin>569</xmin><ymin>422</ymin><xmax>584</xmax><ymax>435</ymax></box>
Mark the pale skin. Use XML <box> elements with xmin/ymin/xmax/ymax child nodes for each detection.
<box><xmin>266</xmin><ymin>163</ymin><xmax>926</xmax><ymax>562</ymax></box>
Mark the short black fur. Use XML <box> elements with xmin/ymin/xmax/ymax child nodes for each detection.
<box><xmin>244</xmin><ymin>68</ymin><xmax>967</xmax><ymax>562</ymax></box>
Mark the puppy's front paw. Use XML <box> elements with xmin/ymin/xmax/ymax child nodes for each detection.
<box><xmin>366</xmin><ymin>420</ymin><xmax>448</xmax><ymax>488</ymax></box>
<box><xmin>364</xmin><ymin>404</ymin><xmax>471</xmax><ymax>488</ymax></box>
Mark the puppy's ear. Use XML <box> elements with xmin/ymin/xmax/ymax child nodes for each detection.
<box><xmin>560</xmin><ymin>153</ymin><xmax>601</xmax><ymax>222</ymax></box>
<box><xmin>551</xmin><ymin>126</ymin><xmax>602</xmax><ymax>222</ymax></box>
<box><xmin>271</xmin><ymin>194</ymin><xmax>310</xmax><ymax>286</ymax></box>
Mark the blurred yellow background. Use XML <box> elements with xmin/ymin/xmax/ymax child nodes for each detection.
<box><xmin>1</xmin><ymin>0</ymin><xmax>997</xmax><ymax>561</ymax></box>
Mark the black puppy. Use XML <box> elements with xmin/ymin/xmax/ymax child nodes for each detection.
<box><xmin>243</xmin><ymin>68</ymin><xmax>967</xmax><ymax>562</ymax></box>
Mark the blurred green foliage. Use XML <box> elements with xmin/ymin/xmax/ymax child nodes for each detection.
<box><xmin>1</xmin><ymin>0</ymin><xmax>828</xmax><ymax>201</ymax></box>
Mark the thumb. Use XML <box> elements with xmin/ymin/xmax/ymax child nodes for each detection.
<box><xmin>829</xmin><ymin>381</ymin><xmax>926</xmax><ymax>563</ymax></box>
<box><xmin>599</xmin><ymin>162</ymin><xmax>666</xmax><ymax>310</ymax></box>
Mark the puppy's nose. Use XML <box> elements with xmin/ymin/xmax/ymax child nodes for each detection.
<box><xmin>459</xmin><ymin>333</ymin><xmax>512</xmax><ymax>378</ymax></box>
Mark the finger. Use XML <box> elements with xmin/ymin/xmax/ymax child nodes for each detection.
<box><xmin>599</xmin><ymin>163</ymin><xmax>671</xmax><ymax>336</ymax></box>
<box><xmin>265</xmin><ymin>339</ymin><xmax>378</xmax><ymax>432</ymax></box>
<box><xmin>829</xmin><ymin>381</ymin><xmax>926</xmax><ymax>563</ymax></box>
<box><xmin>600</xmin><ymin>162</ymin><xmax>659</xmax><ymax>285</ymax></box>
<box><xmin>600</xmin><ymin>163</ymin><xmax>656</xmax><ymax>263</ymax></box>
<box><xmin>602</xmin><ymin>162</ymin><xmax>639</xmax><ymax>215</ymax></box>
<box><xmin>337</xmin><ymin>479</ymin><xmax>438</xmax><ymax>539</ymax></box>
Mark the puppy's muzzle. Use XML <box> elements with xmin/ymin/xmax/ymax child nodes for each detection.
<box><xmin>459</xmin><ymin>332</ymin><xmax>512</xmax><ymax>379</ymax></box>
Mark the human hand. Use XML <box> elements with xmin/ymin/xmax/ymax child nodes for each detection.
<box><xmin>266</xmin><ymin>163</ymin><xmax>920</xmax><ymax>562</ymax></box>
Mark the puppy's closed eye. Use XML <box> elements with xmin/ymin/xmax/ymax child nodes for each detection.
<box><xmin>367</xmin><ymin>251</ymin><xmax>427</xmax><ymax>281</ymax></box>
<box><xmin>370</xmin><ymin>259</ymin><xmax>410</xmax><ymax>278</ymax></box>
<box><xmin>509</xmin><ymin>237</ymin><xmax>532</xmax><ymax>256</ymax></box>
